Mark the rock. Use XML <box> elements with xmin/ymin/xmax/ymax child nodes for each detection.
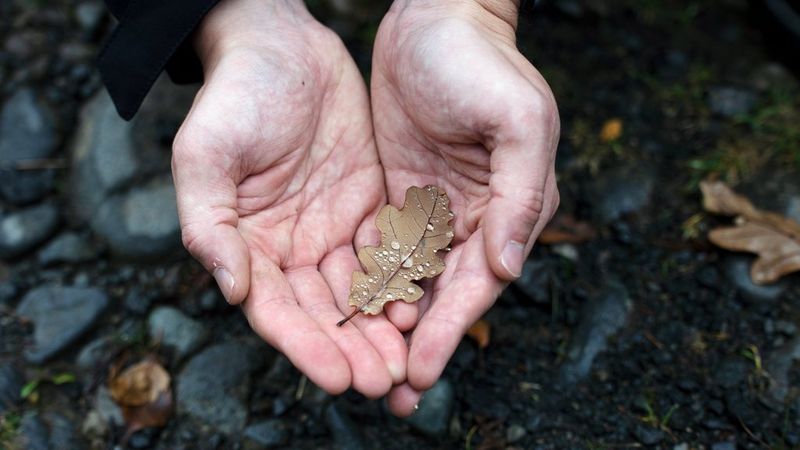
<box><xmin>128</xmin><ymin>427</ymin><xmax>158</xmax><ymax>449</ymax></box>
<box><xmin>765</xmin><ymin>337</ymin><xmax>800</xmax><ymax>402</ymax></box>
<box><xmin>708</xmin><ymin>86</ymin><xmax>756</xmax><ymax>117</ymax></box>
<box><xmin>147</xmin><ymin>306</ymin><xmax>208</xmax><ymax>361</ymax></box>
<box><xmin>82</xmin><ymin>386</ymin><xmax>124</xmax><ymax>437</ymax></box>
<box><xmin>199</xmin><ymin>288</ymin><xmax>225</xmax><ymax>312</ymax></box>
<box><xmin>0</xmin><ymin>281</ymin><xmax>19</xmax><ymax>309</ymax></box>
<box><xmin>324</xmin><ymin>402</ymin><xmax>366</xmax><ymax>450</ymax></box>
<box><xmin>711</xmin><ymin>441</ymin><xmax>736</xmax><ymax>450</ymax></box>
<box><xmin>559</xmin><ymin>279</ymin><xmax>632</xmax><ymax>383</ymax></box>
<box><xmin>243</xmin><ymin>419</ymin><xmax>289</xmax><ymax>449</ymax></box>
<box><xmin>404</xmin><ymin>379</ymin><xmax>455</xmax><ymax>437</ymax></box>
<box><xmin>723</xmin><ymin>255</ymin><xmax>787</xmax><ymax>303</ymax></box>
<box><xmin>16</xmin><ymin>286</ymin><xmax>109</xmax><ymax>363</ymax></box>
<box><xmin>123</xmin><ymin>286</ymin><xmax>155</xmax><ymax>315</ymax></box>
<box><xmin>673</xmin><ymin>444</ymin><xmax>689</xmax><ymax>450</ymax></box>
<box><xmin>776</xmin><ymin>320</ymin><xmax>798</xmax><ymax>336</ymax></box>
<box><xmin>0</xmin><ymin>203</ymin><xmax>60</xmax><ymax>259</ymax></box>
<box><xmin>513</xmin><ymin>258</ymin><xmax>551</xmax><ymax>304</ymax></box>
<box><xmin>632</xmin><ymin>425</ymin><xmax>664</xmax><ymax>445</ymax></box>
<box><xmin>588</xmin><ymin>165</ymin><xmax>655</xmax><ymax>223</ymax></box>
<box><xmin>16</xmin><ymin>411</ymin><xmax>85</xmax><ymax>450</ymax></box>
<box><xmin>91</xmin><ymin>175</ymin><xmax>181</xmax><ymax>258</ymax></box>
<box><xmin>76</xmin><ymin>335</ymin><xmax>116</xmax><ymax>369</ymax></box>
<box><xmin>74</xmin><ymin>1</ymin><xmax>105</xmax><ymax>32</ymax></box>
<box><xmin>506</xmin><ymin>424</ymin><xmax>526</xmax><ymax>443</ymax></box>
<box><xmin>0</xmin><ymin>169</ymin><xmax>55</xmax><ymax>206</ymax></box>
<box><xmin>0</xmin><ymin>89</ymin><xmax>57</xmax><ymax>162</ymax></box>
<box><xmin>713</xmin><ymin>357</ymin><xmax>749</xmax><ymax>389</ymax></box>
<box><xmin>177</xmin><ymin>341</ymin><xmax>268</xmax><ymax>433</ymax></box>
<box><xmin>0</xmin><ymin>363</ymin><xmax>23</xmax><ymax>413</ymax></box>
<box><xmin>37</xmin><ymin>232</ymin><xmax>99</xmax><ymax>265</ymax></box>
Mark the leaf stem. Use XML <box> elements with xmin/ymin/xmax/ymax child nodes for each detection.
<box><xmin>336</xmin><ymin>308</ymin><xmax>360</xmax><ymax>327</ymax></box>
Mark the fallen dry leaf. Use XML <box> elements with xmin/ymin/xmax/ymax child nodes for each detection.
<box><xmin>109</xmin><ymin>358</ymin><xmax>173</xmax><ymax>435</ymax></box>
<box><xmin>539</xmin><ymin>214</ymin><xmax>596</xmax><ymax>244</ymax></box>
<box><xmin>338</xmin><ymin>185</ymin><xmax>454</xmax><ymax>326</ymax></box>
<box><xmin>466</xmin><ymin>319</ymin><xmax>491</xmax><ymax>349</ymax></box>
<box><xmin>600</xmin><ymin>118</ymin><xmax>623</xmax><ymax>143</ymax></box>
<box><xmin>701</xmin><ymin>180</ymin><xmax>800</xmax><ymax>284</ymax></box>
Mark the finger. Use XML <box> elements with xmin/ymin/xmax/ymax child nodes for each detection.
<box><xmin>483</xmin><ymin>96</ymin><xmax>559</xmax><ymax>280</ymax></box>
<box><xmin>172</xmin><ymin>133</ymin><xmax>250</xmax><ymax>304</ymax></box>
<box><xmin>241</xmin><ymin>259</ymin><xmax>351</xmax><ymax>394</ymax></box>
<box><xmin>288</xmin><ymin>268</ymin><xmax>393</xmax><ymax>398</ymax></box>
<box><xmin>386</xmin><ymin>383</ymin><xmax>424</xmax><ymax>417</ymax></box>
<box><xmin>407</xmin><ymin>234</ymin><xmax>503</xmax><ymax>390</ymax></box>
<box><xmin>320</xmin><ymin>246</ymin><xmax>408</xmax><ymax>384</ymax></box>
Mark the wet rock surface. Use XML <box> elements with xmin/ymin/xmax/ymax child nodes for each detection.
<box><xmin>403</xmin><ymin>379</ymin><xmax>455</xmax><ymax>437</ymax></box>
<box><xmin>0</xmin><ymin>203</ymin><xmax>59</xmax><ymax>258</ymax></box>
<box><xmin>147</xmin><ymin>306</ymin><xmax>208</xmax><ymax>361</ymax></box>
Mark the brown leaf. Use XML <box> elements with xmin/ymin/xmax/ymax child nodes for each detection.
<box><xmin>121</xmin><ymin>391</ymin><xmax>174</xmax><ymax>436</ymax></box>
<box><xmin>599</xmin><ymin>118</ymin><xmax>623</xmax><ymax>143</ymax></box>
<box><xmin>539</xmin><ymin>214</ymin><xmax>596</xmax><ymax>244</ymax></box>
<box><xmin>338</xmin><ymin>185</ymin><xmax>454</xmax><ymax>326</ymax></box>
<box><xmin>466</xmin><ymin>319</ymin><xmax>491</xmax><ymax>349</ymax></box>
<box><xmin>109</xmin><ymin>359</ymin><xmax>170</xmax><ymax>407</ymax></box>
<box><xmin>701</xmin><ymin>180</ymin><xmax>800</xmax><ymax>284</ymax></box>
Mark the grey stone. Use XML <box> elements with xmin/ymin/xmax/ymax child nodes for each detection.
<box><xmin>75</xmin><ymin>335</ymin><xmax>116</xmax><ymax>369</ymax></box>
<box><xmin>714</xmin><ymin>357</ymin><xmax>749</xmax><ymax>389</ymax></box>
<box><xmin>513</xmin><ymin>259</ymin><xmax>551</xmax><ymax>304</ymax></box>
<box><xmin>724</xmin><ymin>255</ymin><xmax>787</xmax><ymax>303</ymax></box>
<box><xmin>0</xmin><ymin>89</ymin><xmax>57</xmax><ymax>162</ymax></box>
<box><xmin>16</xmin><ymin>286</ymin><xmax>109</xmax><ymax>363</ymax></box>
<box><xmin>589</xmin><ymin>165</ymin><xmax>655</xmax><ymax>223</ymax></box>
<box><xmin>177</xmin><ymin>341</ymin><xmax>267</xmax><ymax>433</ymax></box>
<box><xmin>91</xmin><ymin>175</ymin><xmax>181</xmax><ymax>258</ymax></box>
<box><xmin>673</xmin><ymin>444</ymin><xmax>689</xmax><ymax>450</ymax></box>
<box><xmin>506</xmin><ymin>424</ymin><xmax>526</xmax><ymax>443</ymax></box>
<box><xmin>74</xmin><ymin>1</ymin><xmax>105</xmax><ymax>32</ymax></box>
<box><xmin>711</xmin><ymin>442</ymin><xmax>736</xmax><ymax>450</ymax></box>
<box><xmin>324</xmin><ymin>402</ymin><xmax>366</xmax><ymax>450</ymax></box>
<box><xmin>38</xmin><ymin>232</ymin><xmax>99</xmax><ymax>265</ymax></box>
<box><xmin>123</xmin><ymin>286</ymin><xmax>154</xmax><ymax>315</ymax></box>
<box><xmin>0</xmin><ymin>203</ymin><xmax>59</xmax><ymax>259</ymax></box>
<box><xmin>766</xmin><ymin>337</ymin><xmax>800</xmax><ymax>402</ymax></box>
<box><xmin>708</xmin><ymin>86</ymin><xmax>756</xmax><ymax>118</ymax></box>
<box><xmin>404</xmin><ymin>379</ymin><xmax>455</xmax><ymax>437</ymax></box>
<box><xmin>0</xmin><ymin>169</ymin><xmax>55</xmax><ymax>206</ymax></box>
<box><xmin>82</xmin><ymin>386</ymin><xmax>124</xmax><ymax>437</ymax></box>
<box><xmin>16</xmin><ymin>411</ymin><xmax>85</xmax><ymax>450</ymax></box>
<box><xmin>243</xmin><ymin>419</ymin><xmax>289</xmax><ymax>449</ymax></box>
<box><xmin>147</xmin><ymin>306</ymin><xmax>208</xmax><ymax>361</ymax></box>
<box><xmin>0</xmin><ymin>363</ymin><xmax>23</xmax><ymax>413</ymax></box>
<box><xmin>559</xmin><ymin>279</ymin><xmax>632</xmax><ymax>383</ymax></box>
<box><xmin>633</xmin><ymin>425</ymin><xmax>664</xmax><ymax>445</ymax></box>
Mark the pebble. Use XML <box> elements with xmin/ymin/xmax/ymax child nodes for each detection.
<box><xmin>17</xmin><ymin>411</ymin><xmax>85</xmax><ymax>450</ymax></box>
<box><xmin>74</xmin><ymin>1</ymin><xmax>106</xmax><ymax>32</ymax></box>
<box><xmin>177</xmin><ymin>341</ymin><xmax>267</xmax><ymax>433</ymax></box>
<box><xmin>0</xmin><ymin>203</ymin><xmax>60</xmax><ymax>259</ymax></box>
<box><xmin>513</xmin><ymin>258</ymin><xmax>551</xmax><ymax>304</ymax></box>
<box><xmin>0</xmin><ymin>88</ymin><xmax>57</xmax><ymax>162</ymax></box>
<box><xmin>324</xmin><ymin>401</ymin><xmax>366</xmax><ymax>450</ymax></box>
<box><xmin>0</xmin><ymin>169</ymin><xmax>55</xmax><ymax>206</ymax></box>
<box><xmin>632</xmin><ymin>425</ymin><xmax>664</xmax><ymax>445</ymax></box>
<box><xmin>559</xmin><ymin>279</ymin><xmax>632</xmax><ymax>383</ymax></box>
<box><xmin>723</xmin><ymin>255</ymin><xmax>787</xmax><ymax>303</ymax></box>
<box><xmin>713</xmin><ymin>357</ymin><xmax>749</xmax><ymax>388</ymax></box>
<box><xmin>82</xmin><ymin>386</ymin><xmax>124</xmax><ymax>437</ymax></box>
<box><xmin>708</xmin><ymin>86</ymin><xmax>756</xmax><ymax>118</ymax></box>
<box><xmin>124</xmin><ymin>285</ymin><xmax>155</xmax><ymax>315</ymax></box>
<box><xmin>37</xmin><ymin>232</ymin><xmax>99</xmax><ymax>265</ymax></box>
<box><xmin>0</xmin><ymin>363</ymin><xmax>23</xmax><ymax>413</ymax></box>
<box><xmin>147</xmin><ymin>306</ymin><xmax>209</xmax><ymax>361</ymax></box>
<box><xmin>243</xmin><ymin>419</ymin><xmax>289</xmax><ymax>449</ymax></box>
<box><xmin>404</xmin><ymin>378</ymin><xmax>455</xmax><ymax>437</ymax></box>
<box><xmin>588</xmin><ymin>165</ymin><xmax>656</xmax><ymax>223</ymax></box>
<box><xmin>765</xmin><ymin>337</ymin><xmax>800</xmax><ymax>402</ymax></box>
<box><xmin>16</xmin><ymin>286</ymin><xmax>109</xmax><ymax>363</ymax></box>
<box><xmin>506</xmin><ymin>424</ymin><xmax>526</xmax><ymax>443</ymax></box>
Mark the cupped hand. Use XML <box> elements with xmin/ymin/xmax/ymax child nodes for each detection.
<box><xmin>171</xmin><ymin>0</ymin><xmax>406</xmax><ymax>398</ymax></box>
<box><xmin>371</xmin><ymin>0</ymin><xmax>561</xmax><ymax>414</ymax></box>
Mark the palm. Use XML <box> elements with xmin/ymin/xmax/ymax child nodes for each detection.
<box><xmin>173</xmin><ymin>26</ymin><xmax>406</xmax><ymax>397</ymax></box>
<box><xmin>371</xmin><ymin>9</ymin><xmax>560</xmax><ymax>409</ymax></box>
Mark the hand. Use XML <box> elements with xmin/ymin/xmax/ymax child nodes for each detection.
<box><xmin>371</xmin><ymin>0</ymin><xmax>560</xmax><ymax>414</ymax></box>
<box><xmin>172</xmin><ymin>0</ymin><xmax>407</xmax><ymax>398</ymax></box>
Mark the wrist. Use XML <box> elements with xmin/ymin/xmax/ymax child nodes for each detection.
<box><xmin>194</xmin><ymin>0</ymin><xmax>314</xmax><ymax>70</ymax></box>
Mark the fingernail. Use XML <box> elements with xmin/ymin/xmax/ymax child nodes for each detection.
<box><xmin>500</xmin><ymin>240</ymin><xmax>525</xmax><ymax>277</ymax></box>
<box><xmin>213</xmin><ymin>267</ymin><xmax>235</xmax><ymax>304</ymax></box>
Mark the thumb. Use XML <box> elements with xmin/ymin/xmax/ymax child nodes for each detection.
<box><xmin>172</xmin><ymin>137</ymin><xmax>250</xmax><ymax>305</ymax></box>
<box><xmin>483</xmin><ymin>118</ymin><xmax>559</xmax><ymax>281</ymax></box>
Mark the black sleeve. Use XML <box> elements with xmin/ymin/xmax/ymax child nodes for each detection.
<box><xmin>98</xmin><ymin>0</ymin><xmax>221</xmax><ymax>120</ymax></box>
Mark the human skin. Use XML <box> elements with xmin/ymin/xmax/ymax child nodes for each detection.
<box><xmin>370</xmin><ymin>0</ymin><xmax>560</xmax><ymax>415</ymax></box>
<box><xmin>171</xmin><ymin>0</ymin><xmax>407</xmax><ymax>398</ymax></box>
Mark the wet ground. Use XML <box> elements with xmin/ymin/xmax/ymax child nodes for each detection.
<box><xmin>1</xmin><ymin>0</ymin><xmax>799</xmax><ymax>449</ymax></box>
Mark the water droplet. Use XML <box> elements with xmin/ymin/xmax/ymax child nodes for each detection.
<box><xmin>411</xmin><ymin>245</ymin><xmax>416</xmax><ymax>250</ymax></box>
<box><xmin>425</xmin><ymin>262</ymin><xmax>430</xmax><ymax>266</ymax></box>
<box><xmin>386</xmin><ymin>294</ymin><xmax>393</xmax><ymax>299</ymax></box>
<box><xmin>429</xmin><ymin>270</ymin><xmax>437</xmax><ymax>275</ymax></box>
<box><xmin>402</xmin><ymin>258</ymin><xmax>413</xmax><ymax>268</ymax></box>
<box><xmin>407</xmin><ymin>287</ymin><xmax>415</xmax><ymax>294</ymax></box>
<box><xmin>417</xmin><ymin>265</ymin><xmax>424</xmax><ymax>272</ymax></box>
<box><xmin>391</xmin><ymin>241</ymin><xmax>401</xmax><ymax>250</ymax></box>
<box><xmin>382</xmin><ymin>266</ymin><xmax>388</xmax><ymax>271</ymax></box>
<box><xmin>446</xmin><ymin>231</ymin><xmax>454</xmax><ymax>238</ymax></box>
<box><xmin>389</xmin><ymin>256</ymin><xmax>397</xmax><ymax>263</ymax></box>
<box><xmin>426</xmin><ymin>224</ymin><xmax>434</xmax><ymax>231</ymax></box>
<box><xmin>362</xmin><ymin>290</ymin><xmax>368</xmax><ymax>296</ymax></box>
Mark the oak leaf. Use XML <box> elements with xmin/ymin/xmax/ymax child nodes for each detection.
<box><xmin>109</xmin><ymin>358</ymin><xmax>174</xmax><ymax>436</ymax></box>
<box><xmin>539</xmin><ymin>213</ymin><xmax>596</xmax><ymax>244</ymax></box>
<box><xmin>338</xmin><ymin>185</ymin><xmax>454</xmax><ymax>326</ymax></box>
<box><xmin>466</xmin><ymin>319</ymin><xmax>491</xmax><ymax>349</ymax></box>
<box><xmin>700</xmin><ymin>180</ymin><xmax>800</xmax><ymax>284</ymax></box>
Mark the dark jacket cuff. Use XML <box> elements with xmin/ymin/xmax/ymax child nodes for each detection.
<box><xmin>98</xmin><ymin>0</ymin><xmax>220</xmax><ymax>120</ymax></box>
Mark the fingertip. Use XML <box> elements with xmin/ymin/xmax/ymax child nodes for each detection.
<box><xmin>387</xmin><ymin>383</ymin><xmax>423</xmax><ymax>418</ymax></box>
<box><xmin>385</xmin><ymin>301</ymin><xmax>418</xmax><ymax>332</ymax></box>
<box><xmin>483</xmin><ymin>204</ymin><xmax>532</xmax><ymax>281</ymax></box>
